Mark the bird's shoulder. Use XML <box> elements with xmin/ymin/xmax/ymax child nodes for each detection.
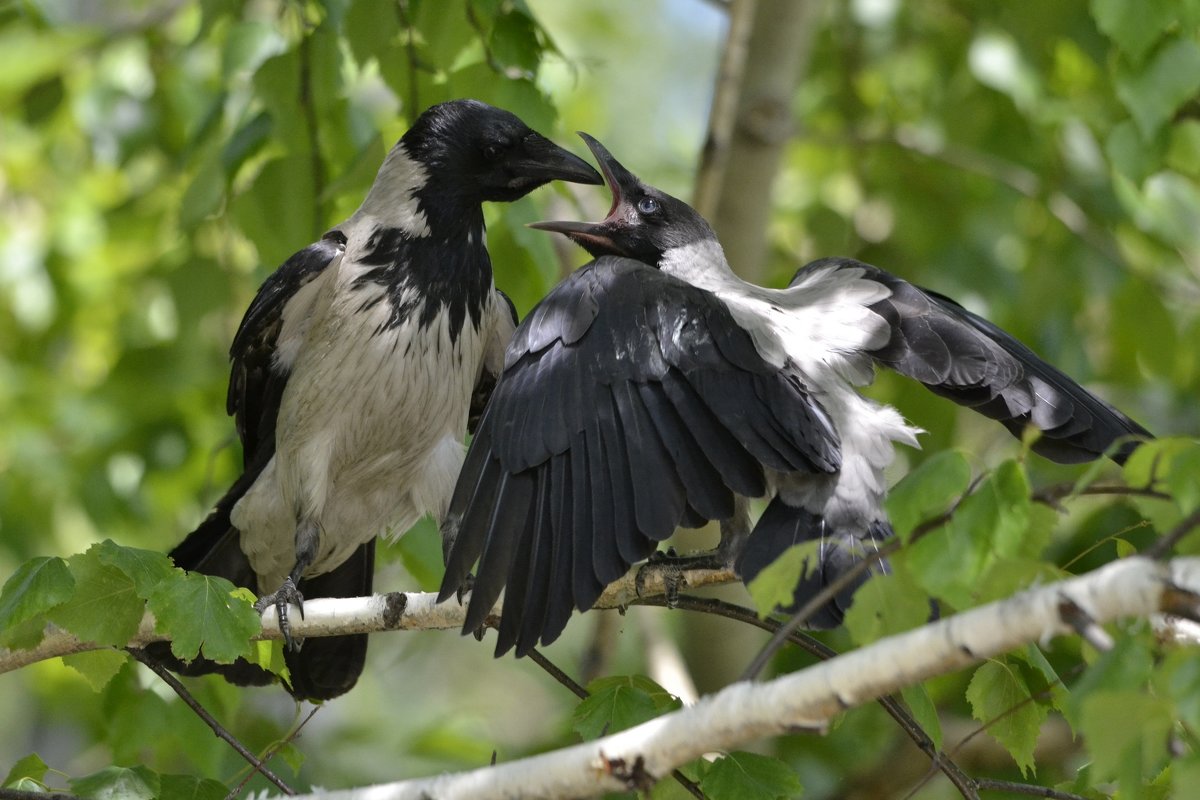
<box><xmin>226</xmin><ymin>231</ymin><xmax>346</xmax><ymax>454</ymax></box>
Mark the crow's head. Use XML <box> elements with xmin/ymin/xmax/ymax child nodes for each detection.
<box><xmin>529</xmin><ymin>133</ymin><xmax>716</xmax><ymax>266</ymax></box>
<box><xmin>400</xmin><ymin>99</ymin><xmax>601</xmax><ymax>203</ymax></box>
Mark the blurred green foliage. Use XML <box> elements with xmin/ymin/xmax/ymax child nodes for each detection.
<box><xmin>0</xmin><ymin>0</ymin><xmax>1197</xmax><ymax>798</ymax></box>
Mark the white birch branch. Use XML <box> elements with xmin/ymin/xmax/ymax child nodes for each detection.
<box><xmin>267</xmin><ymin>556</ymin><xmax>1200</xmax><ymax>800</ymax></box>
<box><xmin>0</xmin><ymin>564</ymin><xmax>736</xmax><ymax>674</ymax></box>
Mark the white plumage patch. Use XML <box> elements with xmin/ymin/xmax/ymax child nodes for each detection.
<box><xmin>229</xmin><ymin>146</ymin><xmax>515</xmax><ymax>591</ymax></box>
<box><xmin>661</xmin><ymin>240</ymin><xmax>923</xmax><ymax>530</ymax></box>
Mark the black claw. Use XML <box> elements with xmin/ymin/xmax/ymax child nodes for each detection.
<box><xmin>255</xmin><ymin>577</ymin><xmax>306</xmax><ymax>652</ymax></box>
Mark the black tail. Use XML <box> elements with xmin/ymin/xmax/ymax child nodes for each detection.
<box><xmin>282</xmin><ymin>540</ymin><xmax>375</xmax><ymax>701</ymax></box>
<box><xmin>735</xmin><ymin>497</ymin><xmax>892</xmax><ymax>628</ymax></box>
<box><xmin>145</xmin><ymin>474</ymin><xmax>375</xmax><ymax>701</ymax></box>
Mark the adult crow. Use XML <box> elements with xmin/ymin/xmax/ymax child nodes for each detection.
<box><xmin>148</xmin><ymin>100</ymin><xmax>601</xmax><ymax>700</ymax></box>
<box><xmin>439</xmin><ymin>133</ymin><xmax>1151</xmax><ymax>656</ymax></box>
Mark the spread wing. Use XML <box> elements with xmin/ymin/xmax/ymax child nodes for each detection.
<box><xmin>227</xmin><ymin>231</ymin><xmax>345</xmax><ymax>463</ymax></box>
<box><xmin>440</xmin><ymin>256</ymin><xmax>840</xmax><ymax>656</ymax></box>
<box><xmin>796</xmin><ymin>257</ymin><xmax>1152</xmax><ymax>464</ymax></box>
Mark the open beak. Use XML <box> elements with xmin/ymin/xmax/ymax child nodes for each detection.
<box><xmin>528</xmin><ymin>132</ymin><xmax>636</xmax><ymax>254</ymax></box>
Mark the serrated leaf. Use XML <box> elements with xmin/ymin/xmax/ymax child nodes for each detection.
<box><xmin>965</xmin><ymin>659</ymin><xmax>1045</xmax><ymax>776</ymax></box>
<box><xmin>157</xmin><ymin>775</ymin><xmax>228</xmax><ymax>800</ymax></box>
<box><xmin>572</xmin><ymin>675</ymin><xmax>680</xmax><ymax>741</ymax></box>
<box><xmin>1165</xmin><ymin>441</ymin><xmax>1200</xmax><ymax>514</ymax></box>
<box><xmin>1090</xmin><ymin>0</ymin><xmax>1175</xmax><ymax>62</ymax></box>
<box><xmin>69</xmin><ymin>765</ymin><xmax>159</xmax><ymax>800</ymax></box>
<box><xmin>3</xmin><ymin>753</ymin><xmax>49</xmax><ymax>787</ymax></box>
<box><xmin>745</xmin><ymin>541</ymin><xmax>822</xmax><ymax>617</ymax></box>
<box><xmin>90</xmin><ymin>539</ymin><xmax>176</xmax><ymax>599</ymax></box>
<box><xmin>1016</xmin><ymin>644</ymin><xmax>1069</xmax><ymax>714</ymax></box>
<box><xmin>885</xmin><ymin>450</ymin><xmax>971</xmax><ymax>541</ymax></box>
<box><xmin>47</xmin><ymin>553</ymin><xmax>143</xmax><ymax>647</ymax></box>
<box><xmin>900</xmin><ymin>684</ymin><xmax>943</xmax><ymax>751</ymax></box>
<box><xmin>843</xmin><ymin>571</ymin><xmax>931</xmax><ymax>645</ymax></box>
<box><xmin>1116</xmin><ymin>38</ymin><xmax>1200</xmax><ymax>138</ymax></box>
<box><xmin>1079</xmin><ymin>689</ymin><xmax>1173</xmax><ymax>781</ymax></box>
<box><xmin>147</xmin><ymin>572</ymin><xmax>260</xmax><ymax>664</ymax></box>
<box><xmin>0</xmin><ymin>556</ymin><xmax>74</xmax><ymax>639</ymax></box>
<box><xmin>699</xmin><ymin>751</ymin><xmax>803</xmax><ymax>800</ymax></box>
<box><xmin>63</xmin><ymin>648</ymin><xmax>129</xmax><ymax>692</ymax></box>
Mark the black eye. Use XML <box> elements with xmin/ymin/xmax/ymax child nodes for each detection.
<box><xmin>637</xmin><ymin>197</ymin><xmax>659</xmax><ymax>215</ymax></box>
<box><xmin>483</xmin><ymin>143</ymin><xmax>504</xmax><ymax>161</ymax></box>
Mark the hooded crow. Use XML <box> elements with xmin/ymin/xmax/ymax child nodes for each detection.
<box><xmin>148</xmin><ymin>100</ymin><xmax>601</xmax><ymax>700</ymax></box>
<box><xmin>439</xmin><ymin>133</ymin><xmax>1150</xmax><ymax>656</ymax></box>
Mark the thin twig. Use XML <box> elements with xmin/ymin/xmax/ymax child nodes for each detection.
<box><xmin>226</xmin><ymin>706</ymin><xmax>320</xmax><ymax>800</ymax></box>
<box><xmin>1146</xmin><ymin>507</ymin><xmax>1200</xmax><ymax>559</ymax></box>
<box><xmin>127</xmin><ymin>649</ymin><xmax>295</xmax><ymax>796</ymax></box>
<box><xmin>525</xmin><ymin>648</ymin><xmax>708</xmax><ymax>799</ymax></box>
<box><xmin>737</xmin><ymin>507</ymin><xmax>955</xmax><ymax>682</ymax></box>
<box><xmin>974</xmin><ymin>778</ymin><xmax>1090</xmax><ymax>800</ymax></box>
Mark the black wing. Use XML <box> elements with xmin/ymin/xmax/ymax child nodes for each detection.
<box><xmin>228</xmin><ymin>230</ymin><xmax>346</xmax><ymax>462</ymax></box>
<box><xmin>156</xmin><ymin>231</ymin><xmax>372</xmax><ymax>701</ymax></box>
<box><xmin>439</xmin><ymin>256</ymin><xmax>840</xmax><ymax>656</ymax></box>
<box><xmin>797</xmin><ymin>257</ymin><xmax>1152</xmax><ymax>464</ymax></box>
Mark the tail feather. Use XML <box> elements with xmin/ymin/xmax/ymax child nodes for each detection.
<box><xmin>736</xmin><ymin>497</ymin><xmax>891</xmax><ymax>628</ymax></box>
<box><xmin>149</xmin><ymin>471</ymin><xmax>375</xmax><ymax>701</ymax></box>
<box><xmin>284</xmin><ymin>539</ymin><xmax>375</xmax><ymax>701</ymax></box>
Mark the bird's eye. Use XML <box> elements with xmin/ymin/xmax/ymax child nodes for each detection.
<box><xmin>482</xmin><ymin>143</ymin><xmax>503</xmax><ymax>161</ymax></box>
<box><xmin>637</xmin><ymin>197</ymin><xmax>659</xmax><ymax>215</ymax></box>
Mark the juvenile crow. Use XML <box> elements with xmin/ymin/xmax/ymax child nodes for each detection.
<box><xmin>439</xmin><ymin>133</ymin><xmax>1150</xmax><ymax>656</ymax></box>
<box><xmin>151</xmin><ymin>100</ymin><xmax>600</xmax><ymax>700</ymax></box>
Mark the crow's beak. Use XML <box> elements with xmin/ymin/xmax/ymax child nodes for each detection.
<box><xmin>508</xmin><ymin>133</ymin><xmax>602</xmax><ymax>185</ymax></box>
<box><xmin>527</xmin><ymin>133</ymin><xmax>638</xmax><ymax>255</ymax></box>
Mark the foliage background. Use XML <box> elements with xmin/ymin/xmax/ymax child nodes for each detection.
<box><xmin>0</xmin><ymin>0</ymin><xmax>1197</xmax><ymax>797</ymax></box>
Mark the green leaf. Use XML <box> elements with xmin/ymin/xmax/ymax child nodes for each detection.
<box><xmin>699</xmin><ymin>751</ymin><xmax>803</xmax><ymax>800</ymax></box>
<box><xmin>1116</xmin><ymin>38</ymin><xmax>1200</xmax><ymax>138</ymax></box>
<box><xmin>70</xmin><ymin>765</ymin><xmax>159</xmax><ymax>800</ymax></box>
<box><xmin>230</xmin><ymin>154</ymin><xmax>319</xmax><ymax>265</ymax></box>
<box><xmin>572</xmin><ymin>675</ymin><xmax>680</xmax><ymax>740</ymax></box>
<box><xmin>965</xmin><ymin>659</ymin><xmax>1046</xmax><ymax>776</ymax></box>
<box><xmin>885</xmin><ymin>450</ymin><xmax>971</xmax><ymax>542</ymax></box>
<box><xmin>63</xmin><ymin>648</ymin><xmax>129</xmax><ymax>692</ymax></box>
<box><xmin>1090</xmin><ymin>0</ymin><xmax>1175</xmax><ymax>62</ymax></box>
<box><xmin>392</xmin><ymin>516</ymin><xmax>445</xmax><ymax>592</ymax></box>
<box><xmin>745</xmin><ymin>541</ymin><xmax>822</xmax><ymax>617</ymax></box>
<box><xmin>843</xmin><ymin>571</ymin><xmax>931</xmax><ymax>645</ymax></box>
<box><xmin>3</xmin><ymin>753</ymin><xmax>49</xmax><ymax>787</ymax></box>
<box><xmin>221</xmin><ymin>21</ymin><xmax>287</xmax><ymax>81</ymax></box>
<box><xmin>1065</xmin><ymin>633</ymin><xmax>1154</xmax><ymax>727</ymax></box>
<box><xmin>1167</xmin><ymin>120</ymin><xmax>1200</xmax><ymax>176</ymax></box>
<box><xmin>345</xmin><ymin>0</ymin><xmax>403</xmax><ymax>68</ymax></box>
<box><xmin>900</xmin><ymin>683</ymin><xmax>943</xmax><ymax>752</ymax></box>
<box><xmin>0</xmin><ymin>556</ymin><xmax>74</xmax><ymax>643</ymax></box>
<box><xmin>147</xmin><ymin>572</ymin><xmax>260</xmax><ymax>664</ymax></box>
<box><xmin>90</xmin><ymin>539</ymin><xmax>176</xmax><ymax>599</ymax></box>
<box><xmin>1014</xmin><ymin>644</ymin><xmax>1069</xmax><ymax>714</ymax></box>
<box><xmin>157</xmin><ymin>775</ymin><xmax>229</xmax><ymax>800</ymax></box>
<box><xmin>1079</xmin><ymin>690</ymin><xmax>1174</xmax><ymax>781</ymax></box>
<box><xmin>46</xmin><ymin>552</ymin><xmax>143</xmax><ymax>647</ymax></box>
<box><xmin>1165</xmin><ymin>440</ymin><xmax>1200</xmax><ymax>514</ymax></box>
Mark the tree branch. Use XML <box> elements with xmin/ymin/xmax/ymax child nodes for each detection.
<box><xmin>0</xmin><ymin>564</ymin><xmax>736</xmax><ymax>675</ymax></box>
<box><xmin>259</xmin><ymin>556</ymin><xmax>1199</xmax><ymax>799</ymax></box>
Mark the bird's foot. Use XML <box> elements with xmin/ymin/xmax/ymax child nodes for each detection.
<box><xmin>636</xmin><ymin>548</ymin><xmax>730</xmax><ymax>607</ymax></box>
<box><xmin>255</xmin><ymin>577</ymin><xmax>305</xmax><ymax>651</ymax></box>
<box><xmin>456</xmin><ymin>572</ymin><xmax>476</xmax><ymax>605</ymax></box>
